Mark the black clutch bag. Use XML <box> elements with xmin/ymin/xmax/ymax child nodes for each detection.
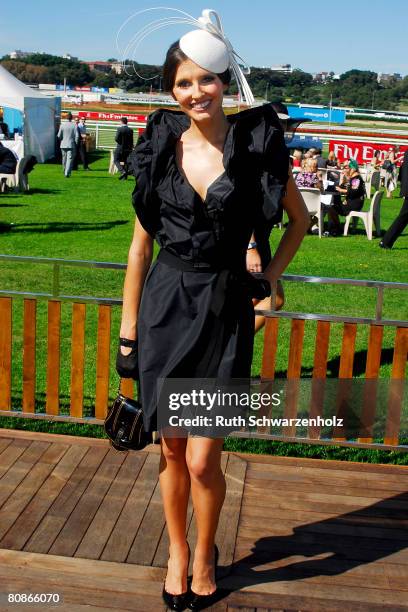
<box><xmin>104</xmin><ymin>389</ymin><xmax>152</xmax><ymax>452</ymax></box>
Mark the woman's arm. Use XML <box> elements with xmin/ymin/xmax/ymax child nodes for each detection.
<box><xmin>120</xmin><ymin>218</ymin><xmax>153</xmax><ymax>347</ymax></box>
<box><xmin>263</xmin><ymin>172</ymin><xmax>309</xmax><ymax>287</ymax></box>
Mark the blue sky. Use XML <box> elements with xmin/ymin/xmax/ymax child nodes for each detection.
<box><xmin>1</xmin><ymin>0</ymin><xmax>408</xmax><ymax>75</ymax></box>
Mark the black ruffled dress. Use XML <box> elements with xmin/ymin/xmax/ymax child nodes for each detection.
<box><xmin>129</xmin><ymin>104</ymin><xmax>289</xmax><ymax>432</ymax></box>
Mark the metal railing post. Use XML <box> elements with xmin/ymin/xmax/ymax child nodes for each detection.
<box><xmin>52</xmin><ymin>263</ymin><xmax>60</xmax><ymax>298</ymax></box>
<box><xmin>375</xmin><ymin>286</ymin><xmax>384</xmax><ymax>322</ymax></box>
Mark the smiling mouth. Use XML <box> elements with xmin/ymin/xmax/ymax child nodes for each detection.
<box><xmin>191</xmin><ymin>100</ymin><xmax>211</xmax><ymax>110</ymax></box>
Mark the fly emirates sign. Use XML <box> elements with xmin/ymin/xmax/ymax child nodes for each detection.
<box><xmin>329</xmin><ymin>140</ymin><xmax>408</xmax><ymax>165</ymax></box>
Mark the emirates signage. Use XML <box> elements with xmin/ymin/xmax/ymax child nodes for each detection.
<box><xmin>77</xmin><ymin>111</ymin><xmax>148</xmax><ymax>122</ymax></box>
<box><xmin>329</xmin><ymin>140</ymin><xmax>408</xmax><ymax>165</ymax></box>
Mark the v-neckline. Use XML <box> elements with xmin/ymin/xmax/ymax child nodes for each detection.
<box><xmin>175</xmin><ymin>124</ymin><xmax>232</xmax><ymax>204</ymax></box>
<box><xmin>178</xmin><ymin>167</ymin><xmax>227</xmax><ymax>204</ymax></box>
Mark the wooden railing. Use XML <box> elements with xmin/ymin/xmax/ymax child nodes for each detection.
<box><xmin>259</xmin><ymin>317</ymin><xmax>407</xmax><ymax>448</ymax></box>
<box><xmin>0</xmin><ymin>256</ymin><xmax>407</xmax><ymax>450</ymax></box>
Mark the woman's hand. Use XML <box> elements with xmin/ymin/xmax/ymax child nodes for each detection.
<box><xmin>246</xmin><ymin>247</ymin><xmax>262</xmax><ymax>273</ymax></box>
<box><xmin>116</xmin><ymin>338</ymin><xmax>139</xmax><ymax>379</ymax></box>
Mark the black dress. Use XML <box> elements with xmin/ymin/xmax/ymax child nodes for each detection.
<box><xmin>129</xmin><ymin>104</ymin><xmax>289</xmax><ymax>432</ymax></box>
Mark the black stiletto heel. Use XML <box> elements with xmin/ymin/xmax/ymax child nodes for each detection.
<box><xmin>187</xmin><ymin>545</ymin><xmax>219</xmax><ymax>610</ymax></box>
<box><xmin>162</xmin><ymin>543</ymin><xmax>191</xmax><ymax>611</ymax></box>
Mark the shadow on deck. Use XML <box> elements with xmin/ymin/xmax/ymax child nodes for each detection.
<box><xmin>0</xmin><ymin>428</ymin><xmax>407</xmax><ymax>611</ymax></box>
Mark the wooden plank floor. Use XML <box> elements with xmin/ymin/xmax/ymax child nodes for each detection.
<box><xmin>0</xmin><ymin>429</ymin><xmax>407</xmax><ymax>611</ymax></box>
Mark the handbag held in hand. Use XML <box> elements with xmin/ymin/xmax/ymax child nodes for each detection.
<box><xmin>105</xmin><ymin>338</ymin><xmax>152</xmax><ymax>451</ymax></box>
<box><xmin>104</xmin><ymin>389</ymin><xmax>152</xmax><ymax>452</ymax></box>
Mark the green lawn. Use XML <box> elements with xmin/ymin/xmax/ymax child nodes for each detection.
<box><xmin>0</xmin><ymin>152</ymin><xmax>407</xmax><ymax>460</ymax></box>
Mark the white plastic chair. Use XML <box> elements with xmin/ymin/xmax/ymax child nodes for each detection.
<box><xmin>109</xmin><ymin>150</ymin><xmax>126</xmax><ymax>175</ymax></box>
<box><xmin>366</xmin><ymin>170</ymin><xmax>381</xmax><ymax>197</ymax></box>
<box><xmin>343</xmin><ymin>190</ymin><xmax>383</xmax><ymax>240</ymax></box>
<box><xmin>108</xmin><ymin>150</ymin><xmax>117</xmax><ymax>174</ymax></box>
<box><xmin>299</xmin><ymin>187</ymin><xmax>323</xmax><ymax>237</ymax></box>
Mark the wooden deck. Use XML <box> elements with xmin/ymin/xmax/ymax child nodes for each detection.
<box><xmin>0</xmin><ymin>429</ymin><xmax>407</xmax><ymax>611</ymax></box>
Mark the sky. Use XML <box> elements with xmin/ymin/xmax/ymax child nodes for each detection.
<box><xmin>1</xmin><ymin>0</ymin><xmax>408</xmax><ymax>76</ymax></box>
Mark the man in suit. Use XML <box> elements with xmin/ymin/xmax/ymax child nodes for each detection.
<box><xmin>73</xmin><ymin>117</ymin><xmax>90</xmax><ymax>170</ymax></box>
<box><xmin>57</xmin><ymin>112</ymin><xmax>79</xmax><ymax>177</ymax></box>
<box><xmin>114</xmin><ymin>117</ymin><xmax>134</xmax><ymax>180</ymax></box>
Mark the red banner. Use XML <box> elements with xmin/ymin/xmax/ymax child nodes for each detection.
<box><xmin>329</xmin><ymin>140</ymin><xmax>408</xmax><ymax>166</ymax></box>
<box><xmin>77</xmin><ymin>111</ymin><xmax>148</xmax><ymax>123</ymax></box>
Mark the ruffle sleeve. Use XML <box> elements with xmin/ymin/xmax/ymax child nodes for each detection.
<box><xmin>250</xmin><ymin>104</ymin><xmax>290</xmax><ymax>225</ymax></box>
<box><xmin>128</xmin><ymin>109</ymin><xmax>190</xmax><ymax>237</ymax></box>
<box><xmin>128</xmin><ymin>111</ymin><xmax>160</xmax><ymax>237</ymax></box>
<box><xmin>228</xmin><ymin>104</ymin><xmax>289</xmax><ymax>268</ymax></box>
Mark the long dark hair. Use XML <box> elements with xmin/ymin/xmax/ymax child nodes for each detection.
<box><xmin>162</xmin><ymin>40</ymin><xmax>231</xmax><ymax>92</ymax></box>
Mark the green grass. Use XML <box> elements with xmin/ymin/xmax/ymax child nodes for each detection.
<box><xmin>0</xmin><ymin>152</ymin><xmax>407</xmax><ymax>461</ymax></box>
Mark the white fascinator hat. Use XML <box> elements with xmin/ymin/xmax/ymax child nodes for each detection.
<box><xmin>117</xmin><ymin>8</ymin><xmax>255</xmax><ymax>106</ymax></box>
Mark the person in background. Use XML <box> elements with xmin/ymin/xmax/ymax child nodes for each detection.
<box><xmin>76</xmin><ymin>117</ymin><xmax>90</xmax><ymax>170</ymax></box>
<box><xmin>72</xmin><ymin>118</ymin><xmax>81</xmax><ymax>170</ymax></box>
<box><xmin>0</xmin><ymin>120</ymin><xmax>10</xmax><ymax>139</ymax></box>
<box><xmin>313</xmin><ymin>147</ymin><xmax>326</xmax><ymax>169</ymax></box>
<box><xmin>292</xmin><ymin>149</ymin><xmax>302</xmax><ymax>170</ymax></box>
<box><xmin>326</xmin><ymin>150</ymin><xmax>340</xmax><ymax>184</ymax></box>
<box><xmin>326</xmin><ymin>151</ymin><xmax>338</xmax><ymax>168</ymax></box>
<box><xmin>370</xmin><ymin>149</ymin><xmax>382</xmax><ymax>171</ymax></box>
<box><xmin>380</xmin><ymin>150</ymin><xmax>408</xmax><ymax>249</ymax></box>
<box><xmin>114</xmin><ymin>117</ymin><xmax>134</xmax><ymax>180</ymax></box>
<box><xmin>383</xmin><ymin>148</ymin><xmax>397</xmax><ymax>198</ymax></box>
<box><xmin>295</xmin><ymin>157</ymin><xmax>323</xmax><ymax>191</ymax></box>
<box><xmin>325</xmin><ymin>159</ymin><xmax>366</xmax><ymax>235</ymax></box>
<box><xmin>247</xmin><ymin>100</ymin><xmax>308</xmax><ymax>333</ymax></box>
<box><xmin>0</xmin><ymin>142</ymin><xmax>17</xmax><ymax>191</ymax></box>
<box><xmin>57</xmin><ymin>112</ymin><xmax>78</xmax><ymax>178</ymax></box>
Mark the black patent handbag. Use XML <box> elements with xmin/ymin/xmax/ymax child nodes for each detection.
<box><xmin>104</xmin><ymin>385</ymin><xmax>153</xmax><ymax>452</ymax></box>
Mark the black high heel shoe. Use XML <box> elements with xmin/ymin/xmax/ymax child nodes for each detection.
<box><xmin>162</xmin><ymin>543</ymin><xmax>191</xmax><ymax>611</ymax></box>
<box><xmin>187</xmin><ymin>545</ymin><xmax>219</xmax><ymax>611</ymax></box>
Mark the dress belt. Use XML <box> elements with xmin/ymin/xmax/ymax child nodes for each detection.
<box><xmin>157</xmin><ymin>249</ymin><xmax>236</xmax><ymax>317</ymax></box>
<box><xmin>156</xmin><ymin>249</ymin><xmax>271</xmax><ymax>319</ymax></box>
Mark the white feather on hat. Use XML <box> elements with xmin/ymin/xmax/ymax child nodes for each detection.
<box><xmin>116</xmin><ymin>7</ymin><xmax>255</xmax><ymax>106</ymax></box>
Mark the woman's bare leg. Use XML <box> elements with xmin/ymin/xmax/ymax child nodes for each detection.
<box><xmin>159</xmin><ymin>435</ymin><xmax>190</xmax><ymax>595</ymax></box>
<box><xmin>186</xmin><ymin>437</ymin><xmax>225</xmax><ymax>595</ymax></box>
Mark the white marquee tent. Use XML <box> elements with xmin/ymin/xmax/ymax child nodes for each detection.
<box><xmin>0</xmin><ymin>64</ymin><xmax>58</xmax><ymax>162</ymax></box>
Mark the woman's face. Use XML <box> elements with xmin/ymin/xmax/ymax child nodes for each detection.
<box><xmin>172</xmin><ymin>59</ymin><xmax>226</xmax><ymax>121</ymax></box>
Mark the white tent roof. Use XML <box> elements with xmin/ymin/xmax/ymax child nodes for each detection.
<box><xmin>0</xmin><ymin>64</ymin><xmax>57</xmax><ymax>162</ymax></box>
<box><xmin>0</xmin><ymin>64</ymin><xmax>48</xmax><ymax>110</ymax></box>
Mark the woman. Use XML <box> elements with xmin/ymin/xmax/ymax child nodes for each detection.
<box><xmin>370</xmin><ymin>149</ymin><xmax>382</xmax><ymax>171</ymax></box>
<box><xmin>326</xmin><ymin>151</ymin><xmax>338</xmax><ymax>168</ymax></box>
<box><xmin>383</xmin><ymin>148</ymin><xmax>397</xmax><ymax>198</ymax></box>
<box><xmin>295</xmin><ymin>157</ymin><xmax>323</xmax><ymax>191</ymax></box>
<box><xmin>117</xmin><ymin>10</ymin><xmax>309</xmax><ymax>610</ymax></box>
<box><xmin>326</xmin><ymin>159</ymin><xmax>366</xmax><ymax>235</ymax></box>
<box><xmin>291</xmin><ymin>149</ymin><xmax>303</xmax><ymax>170</ymax></box>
